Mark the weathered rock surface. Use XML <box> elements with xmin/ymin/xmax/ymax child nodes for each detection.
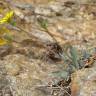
<box><xmin>3</xmin><ymin>54</ymin><xmax>59</xmax><ymax>96</ymax></box>
<box><xmin>9</xmin><ymin>0</ymin><xmax>96</xmax><ymax>47</ymax></box>
<box><xmin>0</xmin><ymin>60</ymin><xmax>12</xmax><ymax>96</ymax></box>
<box><xmin>0</xmin><ymin>0</ymin><xmax>96</xmax><ymax>96</ymax></box>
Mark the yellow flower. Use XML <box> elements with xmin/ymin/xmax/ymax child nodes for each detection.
<box><xmin>0</xmin><ymin>11</ymin><xmax>14</xmax><ymax>24</ymax></box>
<box><xmin>0</xmin><ymin>38</ymin><xmax>7</xmax><ymax>45</ymax></box>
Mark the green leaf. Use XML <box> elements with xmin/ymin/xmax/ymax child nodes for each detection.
<box><xmin>82</xmin><ymin>50</ymin><xmax>90</xmax><ymax>59</ymax></box>
<box><xmin>37</xmin><ymin>18</ymin><xmax>48</xmax><ymax>29</ymax></box>
<box><xmin>50</xmin><ymin>70</ymin><xmax>69</xmax><ymax>79</ymax></box>
<box><xmin>10</xmin><ymin>20</ymin><xmax>16</xmax><ymax>26</ymax></box>
<box><xmin>70</xmin><ymin>46</ymin><xmax>79</xmax><ymax>69</ymax></box>
<box><xmin>3</xmin><ymin>34</ymin><xmax>13</xmax><ymax>42</ymax></box>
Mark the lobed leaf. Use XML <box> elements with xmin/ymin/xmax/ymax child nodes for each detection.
<box><xmin>70</xmin><ymin>46</ymin><xmax>79</xmax><ymax>69</ymax></box>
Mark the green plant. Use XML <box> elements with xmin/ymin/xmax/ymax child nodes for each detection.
<box><xmin>70</xmin><ymin>46</ymin><xmax>79</xmax><ymax>70</ymax></box>
<box><xmin>37</xmin><ymin>17</ymin><xmax>48</xmax><ymax>30</ymax></box>
<box><xmin>50</xmin><ymin>45</ymin><xmax>83</xmax><ymax>79</ymax></box>
<box><xmin>37</xmin><ymin>17</ymin><xmax>57</xmax><ymax>42</ymax></box>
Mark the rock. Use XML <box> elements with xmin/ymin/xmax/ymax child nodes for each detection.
<box><xmin>4</xmin><ymin>55</ymin><xmax>27</xmax><ymax>76</ymax></box>
<box><xmin>3</xmin><ymin>54</ymin><xmax>59</xmax><ymax>96</ymax></box>
<box><xmin>30</xmin><ymin>28</ymin><xmax>53</xmax><ymax>42</ymax></box>
<box><xmin>34</xmin><ymin>5</ymin><xmax>52</xmax><ymax>16</ymax></box>
<box><xmin>48</xmin><ymin>1</ymin><xmax>64</xmax><ymax>12</ymax></box>
<box><xmin>1</xmin><ymin>0</ymin><xmax>96</xmax><ymax>95</ymax></box>
<box><xmin>0</xmin><ymin>60</ymin><xmax>12</xmax><ymax>95</ymax></box>
<box><xmin>14</xmin><ymin>0</ymin><xmax>50</xmax><ymax>4</ymax></box>
<box><xmin>5</xmin><ymin>63</ymin><xmax>21</xmax><ymax>76</ymax></box>
<box><xmin>71</xmin><ymin>65</ymin><xmax>96</xmax><ymax>96</ymax></box>
<box><xmin>0</xmin><ymin>45</ymin><xmax>12</xmax><ymax>59</ymax></box>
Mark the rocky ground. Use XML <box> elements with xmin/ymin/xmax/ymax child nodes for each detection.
<box><xmin>0</xmin><ymin>0</ymin><xmax>96</xmax><ymax>96</ymax></box>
